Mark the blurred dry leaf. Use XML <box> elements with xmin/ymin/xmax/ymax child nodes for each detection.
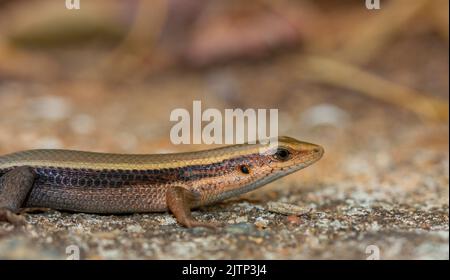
<box><xmin>296</xmin><ymin>55</ymin><xmax>449</xmax><ymax>122</ymax></box>
<box><xmin>0</xmin><ymin>43</ymin><xmax>59</xmax><ymax>80</ymax></box>
<box><xmin>1</xmin><ymin>0</ymin><xmax>127</xmax><ymax>48</ymax></box>
<box><xmin>334</xmin><ymin>0</ymin><xmax>429</xmax><ymax>64</ymax></box>
<box><xmin>182</xmin><ymin>1</ymin><xmax>309</xmax><ymax>67</ymax></box>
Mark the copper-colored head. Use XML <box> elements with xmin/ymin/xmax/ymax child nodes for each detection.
<box><xmin>198</xmin><ymin>136</ymin><xmax>324</xmax><ymax>205</ymax></box>
<box><xmin>262</xmin><ymin>136</ymin><xmax>324</xmax><ymax>170</ymax></box>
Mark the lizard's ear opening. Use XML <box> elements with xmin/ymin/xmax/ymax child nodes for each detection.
<box><xmin>239</xmin><ymin>164</ymin><xmax>250</xmax><ymax>174</ymax></box>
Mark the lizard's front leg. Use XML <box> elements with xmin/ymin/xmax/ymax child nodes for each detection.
<box><xmin>0</xmin><ymin>166</ymin><xmax>36</xmax><ymax>225</ymax></box>
<box><xmin>166</xmin><ymin>186</ymin><xmax>219</xmax><ymax>229</ymax></box>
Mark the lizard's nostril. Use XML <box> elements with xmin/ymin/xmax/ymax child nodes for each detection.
<box><xmin>313</xmin><ymin>148</ymin><xmax>321</xmax><ymax>153</ymax></box>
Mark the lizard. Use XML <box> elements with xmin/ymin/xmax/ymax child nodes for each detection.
<box><xmin>0</xmin><ymin>136</ymin><xmax>323</xmax><ymax>228</ymax></box>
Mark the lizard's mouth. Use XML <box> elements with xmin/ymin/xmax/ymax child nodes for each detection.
<box><xmin>291</xmin><ymin>145</ymin><xmax>324</xmax><ymax>170</ymax></box>
<box><xmin>309</xmin><ymin>145</ymin><xmax>324</xmax><ymax>163</ymax></box>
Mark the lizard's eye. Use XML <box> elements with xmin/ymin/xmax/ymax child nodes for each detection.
<box><xmin>239</xmin><ymin>164</ymin><xmax>250</xmax><ymax>174</ymax></box>
<box><xmin>274</xmin><ymin>148</ymin><xmax>291</xmax><ymax>161</ymax></box>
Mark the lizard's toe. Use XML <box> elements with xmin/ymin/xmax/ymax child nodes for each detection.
<box><xmin>0</xmin><ymin>208</ymin><xmax>26</xmax><ymax>226</ymax></box>
<box><xmin>186</xmin><ymin>219</ymin><xmax>222</xmax><ymax>229</ymax></box>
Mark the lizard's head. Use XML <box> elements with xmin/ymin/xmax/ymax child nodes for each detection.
<box><xmin>198</xmin><ymin>136</ymin><xmax>324</xmax><ymax>205</ymax></box>
<box><xmin>260</xmin><ymin>135</ymin><xmax>324</xmax><ymax>172</ymax></box>
<box><xmin>239</xmin><ymin>135</ymin><xmax>324</xmax><ymax>188</ymax></box>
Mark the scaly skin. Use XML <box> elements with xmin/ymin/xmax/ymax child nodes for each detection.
<box><xmin>0</xmin><ymin>136</ymin><xmax>323</xmax><ymax>228</ymax></box>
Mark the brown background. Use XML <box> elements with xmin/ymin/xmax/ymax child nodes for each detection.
<box><xmin>0</xmin><ymin>0</ymin><xmax>448</xmax><ymax>259</ymax></box>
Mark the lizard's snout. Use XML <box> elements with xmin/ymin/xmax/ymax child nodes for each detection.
<box><xmin>312</xmin><ymin>145</ymin><xmax>324</xmax><ymax>159</ymax></box>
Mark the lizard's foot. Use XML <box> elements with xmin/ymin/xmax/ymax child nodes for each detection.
<box><xmin>166</xmin><ymin>186</ymin><xmax>223</xmax><ymax>230</ymax></box>
<box><xmin>19</xmin><ymin>207</ymin><xmax>51</xmax><ymax>214</ymax></box>
<box><xmin>0</xmin><ymin>208</ymin><xmax>26</xmax><ymax>226</ymax></box>
<box><xmin>185</xmin><ymin>219</ymin><xmax>222</xmax><ymax>229</ymax></box>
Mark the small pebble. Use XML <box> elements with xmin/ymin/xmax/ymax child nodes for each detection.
<box><xmin>267</xmin><ymin>202</ymin><xmax>311</xmax><ymax>216</ymax></box>
<box><xmin>254</xmin><ymin>217</ymin><xmax>269</xmax><ymax>229</ymax></box>
<box><xmin>226</xmin><ymin>223</ymin><xmax>255</xmax><ymax>234</ymax></box>
<box><xmin>286</xmin><ymin>215</ymin><xmax>301</xmax><ymax>225</ymax></box>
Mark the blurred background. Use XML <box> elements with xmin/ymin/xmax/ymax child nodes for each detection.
<box><xmin>0</xmin><ymin>0</ymin><xmax>448</xmax><ymax>259</ymax></box>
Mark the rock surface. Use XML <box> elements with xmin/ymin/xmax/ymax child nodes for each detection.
<box><xmin>0</xmin><ymin>8</ymin><xmax>448</xmax><ymax>259</ymax></box>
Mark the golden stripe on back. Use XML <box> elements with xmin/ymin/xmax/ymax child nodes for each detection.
<box><xmin>0</xmin><ymin>143</ymin><xmax>267</xmax><ymax>170</ymax></box>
